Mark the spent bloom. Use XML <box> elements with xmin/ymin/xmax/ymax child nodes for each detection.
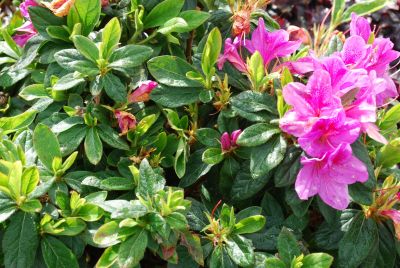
<box><xmin>221</xmin><ymin>130</ymin><xmax>242</xmax><ymax>152</ymax></box>
<box><xmin>115</xmin><ymin>110</ymin><xmax>136</xmax><ymax>135</ymax></box>
<box><xmin>128</xmin><ymin>81</ymin><xmax>158</xmax><ymax>103</ymax></box>
<box><xmin>43</xmin><ymin>0</ymin><xmax>75</xmax><ymax>17</ymax></box>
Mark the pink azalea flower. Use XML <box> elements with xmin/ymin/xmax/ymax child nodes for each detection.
<box><xmin>217</xmin><ymin>37</ymin><xmax>247</xmax><ymax>73</ymax></box>
<box><xmin>279</xmin><ymin>69</ymin><xmax>342</xmax><ymax>137</ymax></box>
<box><xmin>220</xmin><ymin>130</ymin><xmax>242</xmax><ymax>152</ymax></box>
<box><xmin>295</xmin><ymin>143</ymin><xmax>368</xmax><ymax>210</ymax></box>
<box><xmin>128</xmin><ymin>81</ymin><xmax>158</xmax><ymax>103</ymax></box>
<box><xmin>115</xmin><ymin>110</ymin><xmax>136</xmax><ymax>135</ymax></box>
<box><xmin>350</xmin><ymin>13</ymin><xmax>372</xmax><ymax>43</ymax></box>
<box><xmin>245</xmin><ymin>18</ymin><xmax>301</xmax><ymax>66</ymax></box>
<box><xmin>101</xmin><ymin>0</ymin><xmax>109</xmax><ymax>6</ymax></box>
<box><xmin>298</xmin><ymin>110</ymin><xmax>360</xmax><ymax>157</ymax></box>
<box><xmin>20</xmin><ymin>0</ymin><xmax>38</xmax><ymax>19</ymax></box>
<box><xmin>13</xmin><ymin>21</ymin><xmax>37</xmax><ymax>47</ymax></box>
<box><xmin>380</xmin><ymin>209</ymin><xmax>400</xmax><ymax>240</ymax></box>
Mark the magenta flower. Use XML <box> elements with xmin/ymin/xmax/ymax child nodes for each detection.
<box><xmin>350</xmin><ymin>13</ymin><xmax>372</xmax><ymax>43</ymax></box>
<box><xmin>128</xmin><ymin>80</ymin><xmax>158</xmax><ymax>103</ymax></box>
<box><xmin>296</xmin><ymin>143</ymin><xmax>368</xmax><ymax>210</ymax></box>
<box><xmin>380</xmin><ymin>209</ymin><xmax>400</xmax><ymax>239</ymax></box>
<box><xmin>20</xmin><ymin>0</ymin><xmax>38</xmax><ymax>19</ymax></box>
<box><xmin>221</xmin><ymin>130</ymin><xmax>242</xmax><ymax>152</ymax></box>
<box><xmin>13</xmin><ymin>21</ymin><xmax>37</xmax><ymax>47</ymax></box>
<box><xmin>245</xmin><ymin>18</ymin><xmax>301</xmax><ymax>66</ymax></box>
<box><xmin>217</xmin><ymin>37</ymin><xmax>247</xmax><ymax>73</ymax></box>
<box><xmin>279</xmin><ymin>69</ymin><xmax>342</xmax><ymax>137</ymax></box>
<box><xmin>298</xmin><ymin>110</ymin><xmax>360</xmax><ymax>157</ymax></box>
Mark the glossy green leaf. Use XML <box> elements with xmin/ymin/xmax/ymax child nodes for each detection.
<box><xmin>84</xmin><ymin>127</ymin><xmax>103</xmax><ymax>165</ymax></box>
<box><xmin>143</xmin><ymin>0</ymin><xmax>185</xmax><ymax>29</ymax></box>
<box><xmin>33</xmin><ymin>123</ymin><xmax>62</xmax><ymax>171</ymax></box>
<box><xmin>41</xmin><ymin>236</ymin><xmax>79</xmax><ymax>268</ymax></box>
<box><xmin>118</xmin><ymin>228</ymin><xmax>148</xmax><ymax>267</ymax></box>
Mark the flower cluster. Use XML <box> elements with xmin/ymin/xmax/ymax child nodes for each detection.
<box><xmin>220</xmin><ymin>130</ymin><xmax>242</xmax><ymax>152</ymax></box>
<box><xmin>218</xmin><ymin>18</ymin><xmax>301</xmax><ymax>74</ymax></box>
<box><xmin>280</xmin><ymin>13</ymin><xmax>400</xmax><ymax>210</ymax></box>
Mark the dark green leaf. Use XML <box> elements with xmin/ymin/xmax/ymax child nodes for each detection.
<box><xmin>277</xmin><ymin>227</ymin><xmax>301</xmax><ymax>266</ymax></box>
<box><xmin>41</xmin><ymin>236</ymin><xmax>79</xmax><ymax>268</ymax></box>
<box><xmin>225</xmin><ymin>234</ymin><xmax>255</xmax><ymax>267</ymax></box>
<box><xmin>33</xmin><ymin>123</ymin><xmax>62</xmax><ymax>171</ymax></box>
<box><xmin>102</xmin><ymin>73</ymin><xmax>127</xmax><ymax>103</ymax></box>
<box><xmin>118</xmin><ymin>228</ymin><xmax>148</xmax><ymax>267</ymax></box>
<box><xmin>150</xmin><ymin>84</ymin><xmax>202</xmax><ymax>108</ymax></box>
<box><xmin>143</xmin><ymin>0</ymin><xmax>185</xmax><ymax>29</ymax></box>
<box><xmin>237</xmin><ymin>123</ymin><xmax>280</xmax><ymax>147</ymax></box>
<box><xmin>54</xmin><ymin>49</ymin><xmax>99</xmax><ymax>76</ymax></box>
<box><xmin>68</xmin><ymin>0</ymin><xmax>101</xmax><ymax>36</ymax></box>
<box><xmin>84</xmin><ymin>127</ymin><xmax>103</xmax><ymax>165</ymax></box>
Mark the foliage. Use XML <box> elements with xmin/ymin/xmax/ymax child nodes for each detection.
<box><xmin>0</xmin><ymin>0</ymin><xmax>399</xmax><ymax>267</ymax></box>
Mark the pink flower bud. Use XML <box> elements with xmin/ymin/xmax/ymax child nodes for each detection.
<box><xmin>230</xmin><ymin>129</ymin><xmax>242</xmax><ymax>147</ymax></box>
<box><xmin>220</xmin><ymin>132</ymin><xmax>231</xmax><ymax>152</ymax></box>
<box><xmin>128</xmin><ymin>81</ymin><xmax>158</xmax><ymax>103</ymax></box>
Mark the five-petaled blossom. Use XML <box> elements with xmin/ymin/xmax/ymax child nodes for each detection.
<box><xmin>115</xmin><ymin>110</ymin><xmax>136</xmax><ymax>136</ymax></box>
<box><xmin>128</xmin><ymin>81</ymin><xmax>158</xmax><ymax>103</ymax></box>
<box><xmin>220</xmin><ymin>130</ymin><xmax>242</xmax><ymax>152</ymax></box>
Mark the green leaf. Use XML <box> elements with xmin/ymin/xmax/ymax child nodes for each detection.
<box><xmin>137</xmin><ymin>159</ymin><xmax>165</xmax><ymax>197</ymax></box>
<box><xmin>148</xmin><ymin>56</ymin><xmax>203</xmax><ymax>87</ymax></box>
<box><xmin>102</xmin><ymin>73</ymin><xmax>127</xmax><ymax>103</ymax></box>
<box><xmin>202</xmin><ymin>148</ymin><xmax>224</xmax><ymax>165</ymax></box>
<box><xmin>302</xmin><ymin>253</ymin><xmax>334</xmax><ymax>268</ymax></box>
<box><xmin>265</xmin><ymin>258</ymin><xmax>286</xmax><ymax>268</ymax></box>
<box><xmin>165</xmin><ymin>212</ymin><xmax>188</xmax><ymax>231</ymax></box>
<box><xmin>225</xmin><ymin>234</ymin><xmax>255</xmax><ymax>267</ymax></box>
<box><xmin>68</xmin><ymin>0</ymin><xmax>101</xmax><ymax>36</ymax></box>
<box><xmin>118</xmin><ymin>228</ymin><xmax>148</xmax><ymax>267</ymax></box>
<box><xmin>210</xmin><ymin>246</ymin><xmax>236</xmax><ymax>268</ymax></box>
<box><xmin>0</xmin><ymin>193</ymin><xmax>17</xmax><ymax>223</ymax></box>
<box><xmin>41</xmin><ymin>236</ymin><xmax>79</xmax><ymax>268</ymax></box>
<box><xmin>157</xmin><ymin>17</ymin><xmax>189</xmax><ymax>35</ymax></box>
<box><xmin>375</xmin><ymin>223</ymin><xmax>397</xmax><ymax>268</ymax></box>
<box><xmin>54</xmin><ymin>49</ymin><xmax>99</xmax><ymax>76</ymax></box>
<box><xmin>76</xmin><ymin>203</ymin><xmax>103</xmax><ymax>221</ymax></box>
<box><xmin>380</xmin><ymin>103</ymin><xmax>400</xmax><ymax>130</ymax></box>
<box><xmin>143</xmin><ymin>0</ymin><xmax>185</xmax><ymax>29</ymax></box>
<box><xmin>150</xmin><ymin>84</ymin><xmax>202</xmax><ymax>108</ymax></box>
<box><xmin>97</xmin><ymin>124</ymin><xmax>129</xmax><ymax>150</ymax></box>
<box><xmin>338</xmin><ymin>212</ymin><xmax>378</xmax><ymax>268</ymax></box>
<box><xmin>349</xmin><ymin>140</ymin><xmax>375</xmax><ymax>205</ymax></box>
<box><xmin>101</xmin><ymin>17</ymin><xmax>121</xmax><ymax>59</ymax></box>
<box><xmin>250</xmin><ymin>135</ymin><xmax>286</xmax><ymax>179</ymax></box>
<box><xmin>331</xmin><ymin>0</ymin><xmax>346</xmax><ymax>25</ymax></box>
<box><xmin>21</xmin><ymin>166</ymin><xmax>39</xmax><ymax>195</ymax></box>
<box><xmin>84</xmin><ymin>127</ymin><xmax>103</xmax><ymax>165</ymax></box>
<box><xmin>376</xmin><ymin>138</ymin><xmax>400</xmax><ymax>168</ymax></box>
<box><xmin>72</xmin><ymin>35</ymin><xmax>99</xmax><ymax>62</ymax></box>
<box><xmin>178</xmin><ymin>10</ymin><xmax>210</xmax><ymax>32</ymax></box>
<box><xmin>273</xmin><ymin>146</ymin><xmax>302</xmax><ymax>187</ymax></box>
<box><xmin>230</xmin><ymin>167</ymin><xmax>272</xmax><ymax>201</ymax></box>
<box><xmin>277</xmin><ymin>227</ymin><xmax>301</xmax><ymax>266</ymax></box>
<box><xmin>3</xmin><ymin>212</ymin><xmax>39</xmax><ymax>268</ymax></box>
<box><xmin>33</xmin><ymin>123</ymin><xmax>62</xmax><ymax>171</ymax></box>
<box><xmin>58</xmin><ymin>125</ymin><xmax>87</xmax><ymax>156</ymax></box>
<box><xmin>196</xmin><ymin>128</ymin><xmax>221</xmax><ymax>147</ymax></box>
<box><xmin>93</xmin><ymin>221</ymin><xmax>121</xmax><ymax>246</ymax></box>
<box><xmin>19</xmin><ymin>199</ymin><xmax>42</xmax><ymax>213</ymax></box>
<box><xmin>109</xmin><ymin>45</ymin><xmax>153</xmax><ymax>70</ymax></box>
<box><xmin>237</xmin><ymin>123</ymin><xmax>280</xmax><ymax>147</ymax></box>
<box><xmin>179</xmin><ymin>149</ymin><xmax>212</xmax><ymax>188</ymax></box>
<box><xmin>342</xmin><ymin>0</ymin><xmax>387</xmax><ymax>22</ymax></box>
<box><xmin>53</xmin><ymin>73</ymin><xmax>86</xmax><ymax>91</ymax></box>
<box><xmin>96</xmin><ymin>244</ymin><xmax>120</xmax><ymax>268</ymax></box>
<box><xmin>201</xmin><ymin>27</ymin><xmax>222</xmax><ymax>78</ymax></box>
<box><xmin>19</xmin><ymin>84</ymin><xmax>48</xmax><ymax>101</ymax></box>
<box><xmin>0</xmin><ymin>110</ymin><xmax>37</xmax><ymax>135</ymax></box>
<box><xmin>175</xmin><ymin>138</ymin><xmax>187</xmax><ymax>178</ymax></box>
<box><xmin>29</xmin><ymin>6</ymin><xmax>65</xmax><ymax>38</ymax></box>
<box><xmin>234</xmin><ymin>215</ymin><xmax>266</xmax><ymax>235</ymax></box>
<box><xmin>99</xmin><ymin>177</ymin><xmax>135</xmax><ymax>191</ymax></box>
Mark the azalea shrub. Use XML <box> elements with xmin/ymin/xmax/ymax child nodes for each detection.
<box><xmin>0</xmin><ymin>0</ymin><xmax>400</xmax><ymax>267</ymax></box>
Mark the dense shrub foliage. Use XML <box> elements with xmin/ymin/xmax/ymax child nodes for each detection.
<box><xmin>0</xmin><ymin>0</ymin><xmax>400</xmax><ymax>267</ymax></box>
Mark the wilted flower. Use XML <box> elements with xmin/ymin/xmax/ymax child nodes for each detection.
<box><xmin>13</xmin><ymin>21</ymin><xmax>37</xmax><ymax>47</ymax></box>
<box><xmin>115</xmin><ymin>110</ymin><xmax>136</xmax><ymax>135</ymax></box>
<box><xmin>221</xmin><ymin>130</ymin><xmax>242</xmax><ymax>152</ymax></box>
<box><xmin>128</xmin><ymin>81</ymin><xmax>158</xmax><ymax>103</ymax></box>
<box><xmin>43</xmin><ymin>0</ymin><xmax>75</xmax><ymax>17</ymax></box>
<box><xmin>232</xmin><ymin>9</ymin><xmax>252</xmax><ymax>38</ymax></box>
<box><xmin>217</xmin><ymin>37</ymin><xmax>248</xmax><ymax>73</ymax></box>
<box><xmin>296</xmin><ymin>143</ymin><xmax>368</xmax><ymax>210</ymax></box>
<box><xmin>245</xmin><ymin>18</ymin><xmax>301</xmax><ymax>66</ymax></box>
<box><xmin>287</xmin><ymin>25</ymin><xmax>310</xmax><ymax>45</ymax></box>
